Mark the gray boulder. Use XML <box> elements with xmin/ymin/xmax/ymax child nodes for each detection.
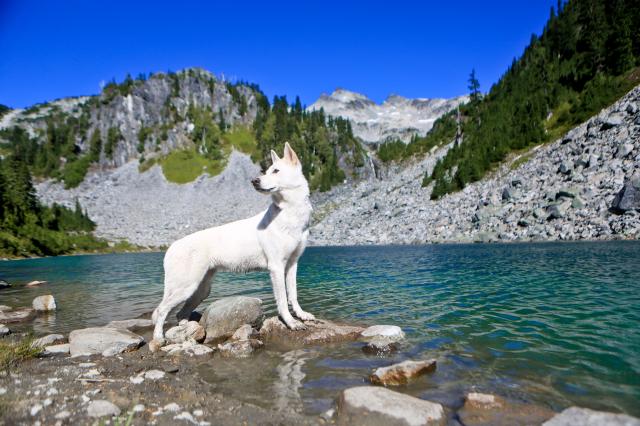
<box><xmin>370</xmin><ymin>359</ymin><xmax>436</xmax><ymax>386</ymax></box>
<box><xmin>43</xmin><ymin>343</ymin><xmax>70</xmax><ymax>356</ymax></box>
<box><xmin>337</xmin><ymin>386</ymin><xmax>445</xmax><ymax>426</ymax></box>
<box><xmin>32</xmin><ymin>295</ymin><xmax>56</xmax><ymax>312</ymax></box>
<box><xmin>558</xmin><ymin>161</ymin><xmax>573</xmax><ymax>175</ymax></box>
<box><xmin>0</xmin><ymin>307</ymin><xmax>35</xmax><ymax>323</ymax></box>
<box><xmin>200</xmin><ymin>296</ymin><xmax>263</xmax><ymax>343</ymax></box>
<box><xmin>611</xmin><ymin>177</ymin><xmax>640</xmax><ymax>214</ymax></box>
<box><xmin>601</xmin><ymin>113</ymin><xmax>624</xmax><ymax>130</ymax></box>
<box><xmin>32</xmin><ymin>334</ymin><xmax>65</xmax><ymax>348</ymax></box>
<box><xmin>86</xmin><ymin>400</ymin><xmax>121</xmax><ymax>418</ymax></box>
<box><xmin>69</xmin><ymin>327</ymin><xmax>144</xmax><ymax>356</ymax></box>
<box><xmin>617</xmin><ymin>143</ymin><xmax>634</xmax><ymax>158</ymax></box>
<box><xmin>106</xmin><ymin>318</ymin><xmax>153</xmax><ymax>331</ymax></box>
<box><xmin>543</xmin><ymin>407</ymin><xmax>640</xmax><ymax>426</ymax></box>
<box><xmin>260</xmin><ymin>317</ymin><xmax>364</xmax><ymax>346</ymax></box>
<box><xmin>166</xmin><ymin>320</ymin><xmax>205</xmax><ymax>343</ymax></box>
<box><xmin>547</xmin><ymin>201</ymin><xmax>570</xmax><ymax>220</ymax></box>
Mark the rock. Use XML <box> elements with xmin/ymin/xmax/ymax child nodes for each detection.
<box><xmin>611</xmin><ymin>177</ymin><xmax>640</xmax><ymax>214</ymax></box>
<box><xmin>32</xmin><ymin>334</ymin><xmax>65</xmax><ymax>348</ymax></box>
<box><xmin>558</xmin><ymin>160</ymin><xmax>573</xmax><ymax>175</ymax></box>
<box><xmin>166</xmin><ymin>320</ymin><xmax>205</xmax><ymax>343</ymax></box>
<box><xmin>132</xmin><ymin>404</ymin><xmax>145</xmax><ymax>413</ymax></box>
<box><xmin>231</xmin><ymin>324</ymin><xmax>256</xmax><ymax>341</ymax></box>
<box><xmin>218</xmin><ymin>338</ymin><xmax>264</xmax><ymax>358</ymax></box>
<box><xmin>69</xmin><ymin>327</ymin><xmax>144</xmax><ymax>357</ymax></box>
<box><xmin>54</xmin><ymin>410</ymin><xmax>71</xmax><ymax>419</ymax></box>
<box><xmin>260</xmin><ymin>316</ymin><xmax>364</xmax><ymax>346</ymax></box>
<box><xmin>361</xmin><ymin>325</ymin><xmax>405</xmax><ymax>343</ymax></box>
<box><xmin>363</xmin><ymin>337</ymin><xmax>398</xmax><ymax>355</ymax></box>
<box><xmin>106</xmin><ymin>318</ymin><xmax>154</xmax><ymax>331</ymax></box>
<box><xmin>555</xmin><ymin>188</ymin><xmax>578</xmax><ymax>199</ymax></box>
<box><xmin>161</xmin><ymin>339</ymin><xmax>214</xmax><ymax>356</ymax></box>
<box><xmin>502</xmin><ymin>187</ymin><xmax>515</xmax><ymax>202</ymax></box>
<box><xmin>0</xmin><ymin>280</ymin><xmax>11</xmax><ymax>290</ymax></box>
<box><xmin>0</xmin><ymin>324</ymin><xmax>9</xmax><ymax>337</ymax></box>
<box><xmin>200</xmin><ymin>296</ymin><xmax>264</xmax><ymax>343</ymax></box>
<box><xmin>627</xmin><ymin>102</ymin><xmax>638</xmax><ymax>114</ymax></box>
<box><xmin>337</xmin><ymin>386</ymin><xmax>445</xmax><ymax>426</ymax></box>
<box><xmin>601</xmin><ymin>113</ymin><xmax>624</xmax><ymax>129</ymax></box>
<box><xmin>543</xmin><ymin>407</ymin><xmax>640</xmax><ymax>426</ymax></box>
<box><xmin>32</xmin><ymin>295</ymin><xmax>56</xmax><ymax>312</ymax></box>
<box><xmin>458</xmin><ymin>392</ymin><xmax>554</xmax><ymax>426</ymax></box>
<box><xmin>26</xmin><ymin>280</ymin><xmax>47</xmax><ymax>287</ymax></box>
<box><xmin>546</xmin><ymin>201</ymin><xmax>570</xmax><ymax>220</ymax></box>
<box><xmin>144</xmin><ymin>369</ymin><xmax>165</xmax><ymax>380</ymax></box>
<box><xmin>86</xmin><ymin>400</ymin><xmax>121</xmax><ymax>418</ymax></box>
<box><xmin>370</xmin><ymin>359</ymin><xmax>436</xmax><ymax>386</ymax></box>
<box><xmin>0</xmin><ymin>305</ymin><xmax>11</xmax><ymax>312</ymax></box>
<box><xmin>164</xmin><ymin>402</ymin><xmax>181</xmax><ymax>412</ymax></box>
<box><xmin>617</xmin><ymin>143</ymin><xmax>634</xmax><ymax>158</ymax></box>
<box><xmin>0</xmin><ymin>307</ymin><xmax>35</xmax><ymax>323</ymax></box>
<box><xmin>43</xmin><ymin>343</ymin><xmax>70</xmax><ymax>355</ymax></box>
<box><xmin>571</xmin><ymin>196</ymin><xmax>585</xmax><ymax>209</ymax></box>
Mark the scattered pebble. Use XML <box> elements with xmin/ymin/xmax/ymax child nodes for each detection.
<box><xmin>132</xmin><ymin>404</ymin><xmax>145</xmax><ymax>413</ymax></box>
<box><xmin>86</xmin><ymin>400</ymin><xmax>121</xmax><ymax>418</ymax></box>
<box><xmin>30</xmin><ymin>404</ymin><xmax>43</xmax><ymax>416</ymax></box>
<box><xmin>144</xmin><ymin>369</ymin><xmax>166</xmax><ymax>380</ymax></box>
<box><xmin>54</xmin><ymin>410</ymin><xmax>71</xmax><ymax>419</ymax></box>
<box><xmin>164</xmin><ymin>402</ymin><xmax>181</xmax><ymax>412</ymax></box>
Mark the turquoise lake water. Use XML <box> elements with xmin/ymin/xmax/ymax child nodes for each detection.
<box><xmin>1</xmin><ymin>242</ymin><xmax>639</xmax><ymax>416</ymax></box>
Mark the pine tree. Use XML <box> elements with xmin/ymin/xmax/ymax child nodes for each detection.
<box><xmin>468</xmin><ymin>69</ymin><xmax>481</xmax><ymax>103</ymax></box>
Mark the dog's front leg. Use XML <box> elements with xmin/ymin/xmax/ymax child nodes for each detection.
<box><xmin>270</xmin><ymin>264</ymin><xmax>306</xmax><ymax>330</ymax></box>
<box><xmin>285</xmin><ymin>262</ymin><xmax>315</xmax><ymax>321</ymax></box>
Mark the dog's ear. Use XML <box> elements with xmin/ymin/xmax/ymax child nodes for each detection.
<box><xmin>283</xmin><ymin>142</ymin><xmax>300</xmax><ymax>166</ymax></box>
<box><xmin>270</xmin><ymin>149</ymin><xmax>280</xmax><ymax>164</ymax></box>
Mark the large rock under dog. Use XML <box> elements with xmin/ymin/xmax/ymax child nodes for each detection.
<box><xmin>337</xmin><ymin>386</ymin><xmax>445</xmax><ymax>426</ymax></box>
<box><xmin>69</xmin><ymin>327</ymin><xmax>145</xmax><ymax>357</ymax></box>
<box><xmin>200</xmin><ymin>296</ymin><xmax>264</xmax><ymax>343</ymax></box>
<box><xmin>259</xmin><ymin>317</ymin><xmax>364</xmax><ymax>346</ymax></box>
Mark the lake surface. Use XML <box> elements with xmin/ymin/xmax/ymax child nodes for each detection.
<box><xmin>1</xmin><ymin>242</ymin><xmax>639</xmax><ymax>417</ymax></box>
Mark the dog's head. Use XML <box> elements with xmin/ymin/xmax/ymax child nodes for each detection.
<box><xmin>252</xmin><ymin>142</ymin><xmax>306</xmax><ymax>194</ymax></box>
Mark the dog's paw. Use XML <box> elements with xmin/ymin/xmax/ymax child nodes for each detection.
<box><xmin>295</xmin><ymin>311</ymin><xmax>316</xmax><ymax>321</ymax></box>
<box><xmin>148</xmin><ymin>338</ymin><xmax>166</xmax><ymax>353</ymax></box>
<box><xmin>285</xmin><ymin>318</ymin><xmax>307</xmax><ymax>331</ymax></box>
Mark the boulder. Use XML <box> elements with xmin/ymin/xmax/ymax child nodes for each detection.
<box><xmin>0</xmin><ymin>324</ymin><xmax>9</xmax><ymax>337</ymax></box>
<box><xmin>106</xmin><ymin>318</ymin><xmax>154</xmax><ymax>331</ymax></box>
<box><xmin>161</xmin><ymin>339</ymin><xmax>214</xmax><ymax>356</ymax></box>
<box><xmin>26</xmin><ymin>280</ymin><xmax>47</xmax><ymax>287</ymax></box>
<box><xmin>0</xmin><ymin>280</ymin><xmax>11</xmax><ymax>290</ymax></box>
<box><xmin>32</xmin><ymin>334</ymin><xmax>65</xmax><ymax>348</ymax></box>
<box><xmin>32</xmin><ymin>295</ymin><xmax>56</xmax><ymax>312</ymax></box>
<box><xmin>231</xmin><ymin>324</ymin><xmax>256</xmax><ymax>341</ymax></box>
<box><xmin>86</xmin><ymin>400</ymin><xmax>121</xmax><ymax>418</ymax></box>
<box><xmin>362</xmin><ymin>337</ymin><xmax>398</xmax><ymax>355</ymax></box>
<box><xmin>458</xmin><ymin>392</ymin><xmax>554</xmax><ymax>426</ymax></box>
<box><xmin>69</xmin><ymin>327</ymin><xmax>144</xmax><ymax>357</ymax></box>
<box><xmin>558</xmin><ymin>161</ymin><xmax>573</xmax><ymax>175</ymax></box>
<box><xmin>0</xmin><ymin>307</ymin><xmax>35</xmax><ymax>323</ymax></box>
<box><xmin>626</xmin><ymin>102</ymin><xmax>638</xmax><ymax>114</ymax></box>
<box><xmin>601</xmin><ymin>113</ymin><xmax>624</xmax><ymax>130</ymax></box>
<box><xmin>0</xmin><ymin>305</ymin><xmax>11</xmax><ymax>312</ymax></box>
<box><xmin>43</xmin><ymin>343</ymin><xmax>70</xmax><ymax>356</ymax></box>
<box><xmin>370</xmin><ymin>359</ymin><xmax>436</xmax><ymax>386</ymax></box>
<box><xmin>555</xmin><ymin>188</ymin><xmax>578</xmax><ymax>199</ymax></box>
<box><xmin>200</xmin><ymin>296</ymin><xmax>263</xmax><ymax>343</ymax></box>
<box><xmin>166</xmin><ymin>320</ymin><xmax>205</xmax><ymax>343</ymax></box>
<box><xmin>361</xmin><ymin>325</ymin><xmax>405</xmax><ymax>343</ymax></box>
<box><xmin>617</xmin><ymin>143</ymin><xmax>634</xmax><ymax>158</ymax></box>
<box><xmin>259</xmin><ymin>316</ymin><xmax>364</xmax><ymax>346</ymax></box>
<box><xmin>611</xmin><ymin>177</ymin><xmax>640</xmax><ymax>214</ymax></box>
<box><xmin>546</xmin><ymin>201</ymin><xmax>570</xmax><ymax>220</ymax></box>
<box><xmin>542</xmin><ymin>407</ymin><xmax>640</xmax><ymax>426</ymax></box>
<box><xmin>337</xmin><ymin>386</ymin><xmax>445</xmax><ymax>426</ymax></box>
<box><xmin>218</xmin><ymin>338</ymin><xmax>264</xmax><ymax>358</ymax></box>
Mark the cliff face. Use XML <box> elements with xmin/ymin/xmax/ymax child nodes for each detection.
<box><xmin>308</xmin><ymin>89</ymin><xmax>468</xmax><ymax>145</ymax></box>
<box><xmin>310</xmin><ymin>85</ymin><xmax>640</xmax><ymax>245</ymax></box>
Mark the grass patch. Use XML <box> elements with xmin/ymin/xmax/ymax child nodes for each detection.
<box><xmin>159</xmin><ymin>149</ymin><xmax>227</xmax><ymax>184</ymax></box>
<box><xmin>222</xmin><ymin>127</ymin><xmax>258</xmax><ymax>158</ymax></box>
<box><xmin>138</xmin><ymin>157</ymin><xmax>157</xmax><ymax>173</ymax></box>
<box><xmin>509</xmin><ymin>152</ymin><xmax>535</xmax><ymax>171</ymax></box>
<box><xmin>0</xmin><ymin>336</ymin><xmax>40</xmax><ymax>374</ymax></box>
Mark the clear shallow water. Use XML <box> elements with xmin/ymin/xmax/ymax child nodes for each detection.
<box><xmin>1</xmin><ymin>242</ymin><xmax>639</xmax><ymax>416</ymax></box>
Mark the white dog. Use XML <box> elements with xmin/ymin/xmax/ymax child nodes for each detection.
<box><xmin>150</xmin><ymin>143</ymin><xmax>315</xmax><ymax>351</ymax></box>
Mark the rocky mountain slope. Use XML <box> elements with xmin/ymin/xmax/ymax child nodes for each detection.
<box><xmin>310</xmin><ymin>85</ymin><xmax>640</xmax><ymax>245</ymax></box>
<box><xmin>308</xmin><ymin>89</ymin><xmax>467</xmax><ymax>144</ymax></box>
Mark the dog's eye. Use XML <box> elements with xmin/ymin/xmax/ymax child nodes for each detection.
<box><xmin>272</xmin><ymin>169</ymin><xmax>279</xmax><ymax>174</ymax></box>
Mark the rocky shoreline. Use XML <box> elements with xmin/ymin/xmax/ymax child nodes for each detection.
<box><xmin>2</xmin><ymin>293</ymin><xmax>639</xmax><ymax>425</ymax></box>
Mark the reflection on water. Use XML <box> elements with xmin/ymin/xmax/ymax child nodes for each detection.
<box><xmin>1</xmin><ymin>241</ymin><xmax>639</xmax><ymax>416</ymax></box>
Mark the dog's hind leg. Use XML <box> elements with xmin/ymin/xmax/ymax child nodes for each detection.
<box><xmin>176</xmin><ymin>269</ymin><xmax>214</xmax><ymax>321</ymax></box>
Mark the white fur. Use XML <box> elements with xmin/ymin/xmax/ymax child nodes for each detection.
<box><xmin>151</xmin><ymin>143</ymin><xmax>315</xmax><ymax>347</ymax></box>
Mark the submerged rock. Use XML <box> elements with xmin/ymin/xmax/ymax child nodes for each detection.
<box><xmin>0</xmin><ymin>280</ymin><xmax>11</xmax><ymax>290</ymax></box>
<box><xmin>86</xmin><ymin>400</ymin><xmax>121</xmax><ymax>418</ymax></box>
<box><xmin>260</xmin><ymin>317</ymin><xmax>364</xmax><ymax>346</ymax></box>
<box><xmin>200</xmin><ymin>296</ymin><xmax>263</xmax><ymax>343</ymax></box>
<box><xmin>543</xmin><ymin>407</ymin><xmax>640</xmax><ymax>426</ymax></box>
<box><xmin>26</xmin><ymin>280</ymin><xmax>47</xmax><ymax>287</ymax></box>
<box><xmin>218</xmin><ymin>338</ymin><xmax>264</xmax><ymax>358</ymax></box>
<box><xmin>0</xmin><ymin>324</ymin><xmax>9</xmax><ymax>336</ymax></box>
<box><xmin>370</xmin><ymin>359</ymin><xmax>436</xmax><ymax>386</ymax></box>
<box><xmin>106</xmin><ymin>318</ymin><xmax>154</xmax><ymax>331</ymax></box>
<box><xmin>337</xmin><ymin>386</ymin><xmax>445</xmax><ymax>426</ymax></box>
<box><xmin>166</xmin><ymin>320</ymin><xmax>205</xmax><ymax>344</ymax></box>
<box><xmin>458</xmin><ymin>392</ymin><xmax>554</xmax><ymax>426</ymax></box>
<box><xmin>69</xmin><ymin>327</ymin><xmax>144</xmax><ymax>357</ymax></box>
<box><xmin>32</xmin><ymin>295</ymin><xmax>56</xmax><ymax>312</ymax></box>
<box><xmin>362</xmin><ymin>337</ymin><xmax>398</xmax><ymax>355</ymax></box>
<box><xmin>0</xmin><ymin>307</ymin><xmax>35</xmax><ymax>323</ymax></box>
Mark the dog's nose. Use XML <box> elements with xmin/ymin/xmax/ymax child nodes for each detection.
<box><xmin>251</xmin><ymin>177</ymin><xmax>260</xmax><ymax>186</ymax></box>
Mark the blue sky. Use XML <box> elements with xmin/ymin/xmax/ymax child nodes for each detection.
<box><xmin>0</xmin><ymin>1</ymin><xmax>556</xmax><ymax>108</ymax></box>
